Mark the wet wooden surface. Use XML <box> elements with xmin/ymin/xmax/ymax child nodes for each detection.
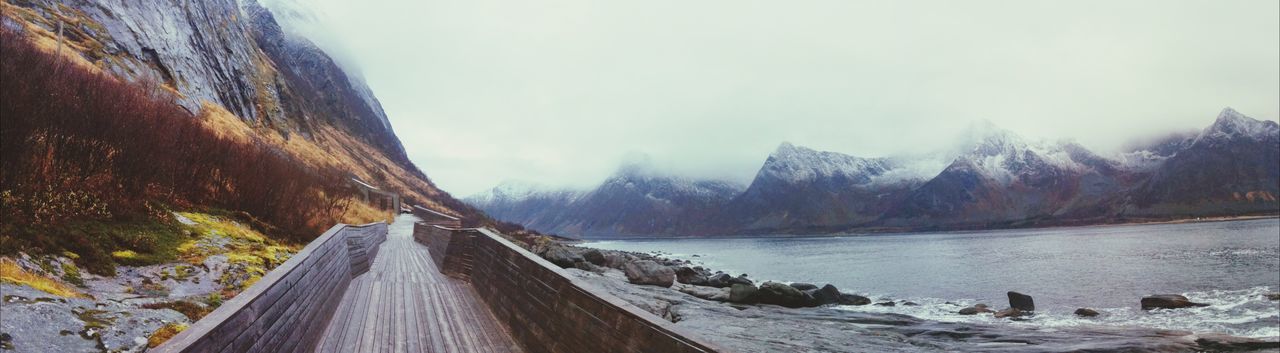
<box><xmin>314</xmin><ymin>217</ymin><xmax>522</xmax><ymax>353</ymax></box>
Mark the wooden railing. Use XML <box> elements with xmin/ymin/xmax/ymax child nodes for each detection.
<box><xmin>152</xmin><ymin>222</ymin><xmax>388</xmax><ymax>353</ymax></box>
<box><xmin>416</xmin><ymin>225</ymin><xmax>724</xmax><ymax>353</ymax></box>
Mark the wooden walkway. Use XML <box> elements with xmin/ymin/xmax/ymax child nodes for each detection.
<box><xmin>314</xmin><ymin>216</ymin><xmax>522</xmax><ymax>353</ymax></box>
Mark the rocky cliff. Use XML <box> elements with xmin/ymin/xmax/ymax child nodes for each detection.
<box><xmin>2</xmin><ymin>0</ymin><xmax>462</xmax><ymax>213</ymax></box>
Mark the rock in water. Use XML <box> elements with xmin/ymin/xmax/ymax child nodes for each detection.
<box><xmin>1074</xmin><ymin>308</ymin><xmax>1100</xmax><ymax>317</ymax></box>
<box><xmin>729</xmin><ymin>283</ymin><xmax>759</xmax><ymax>304</ymax></box>
<box><xmin>1007</xmin><ymin>291</ymin><xmax>1035</xmax><ymax>311</ymax></box>
<box><xmin>807</xmin><ymin>284</ymin><xmax>842</xmax><ymax>306</ymax></box>
<box><xmin>838</xmin><ymin>294</ymin><xmax>872</xmax><ymax>306</ymax></box>
<box><xmin>1264</xmin><ymin>292</ymin><xmax>1280</xmax><ymax>301</ymax></box>
<box><xmin>993</xmin><ymin>308</ymin><xmax>1026</xmax><ymax>319</ymax></box>
<box><xmin>1141</xmin><ymin>294</ymin><xmax>1209</xmax><ymax>310</ymax></box>
<box><xmin>756</xmin><ymin>282</ymin><xmax>810</xmax><ymax>308</ymax></box>
<box><xmin>622</xmin><ymin>260</ymin><xmax>675</xmax><ymax>287</ymax></box>
<box><xmin>875</xmin><ymin>301</ymin><xmax>896</xmax><ymax>307</ymax></box>
<box><xmin>1194</xmin><ymin>333</ymin><xmax>1280</xmax><ymax>351</ymax></box>
<box><xmin>958</xmin><ymin>304</ymin><xmax>993</xmax><ymax>315</ymax></box>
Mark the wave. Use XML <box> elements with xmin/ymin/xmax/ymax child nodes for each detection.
<box><xmin>834</xmin><ymin>286</ymin><xmax>1280</xmax><ymax>339</ymax></box>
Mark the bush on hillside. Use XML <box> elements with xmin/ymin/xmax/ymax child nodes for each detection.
<box><xmin>0</xmin><ymin>26</ymin><xmax>357</xmax><ymax>272</ymax></box>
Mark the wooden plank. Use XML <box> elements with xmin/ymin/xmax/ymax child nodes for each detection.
<box><xmin>309</xmin><ymin>216</ymin><xmax>521</xmax><ymax>353</ymax></box>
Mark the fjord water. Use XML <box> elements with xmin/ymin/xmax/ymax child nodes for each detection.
<box><xmin>585</xmin><ymin>219</ymin><xmax>1280</xmax><ymax>338</ymax></box>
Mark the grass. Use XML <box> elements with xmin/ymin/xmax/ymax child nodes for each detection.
<box><xmin>0</xmin><ymin>13</ymin><xmax>444</xmax><ymax>281</ymax></box>
<box><xmin>168</xmin><ymin>211</ymin><xmax>298</xmax><ymax>293</ymax></box>
<box><xmin>147</xmin><ymin>323</ymin><xmax>188</xmax><ymax>348</ymax></box>
<box><xmin>56</xmin><ymin>217</ymin><xmax>189</xmax><ymax>274</ymax></box>
<box><xmin>141</xmin><ymin>300</ymin><xmax>210</xmax><ymax>321</ymax></box>
<box><xmin>0</xmin><ymin>258</ymin><xmax>85</xmax><ymax>298</ymax></box>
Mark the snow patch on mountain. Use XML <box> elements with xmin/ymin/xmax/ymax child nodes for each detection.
<box><xmin>946</xmin><ymin>121</ymin><xmax>1089</xmax><ymax>185</ymax></box>
<box><xmin>1193</xmin><ymin>107</ymin><xmax>1280</xmax><ymax>146</ymax></box>
<box><xmin>761</xmin><ymin>142</ymin><xmax>893</xmax><ymax>184</ymax></box>
<box><xmin>466</xmin><ymin>180</ymin><xmax>583</xmax><ymax>206</ymax></box>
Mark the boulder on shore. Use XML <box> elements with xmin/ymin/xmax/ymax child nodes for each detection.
<box><xmin>603</xmin><ymin>252</ymin><xmax>633</xmax><ymax>270</ymax></box>
<box><xmin>675</xmin><ymin>266</ymin><xmax>711</xmax><ymax>286</ymax></box>
<box><xmin>705</xmin><ymin>273</ymin><xmax>733</xmax><ymax>288</ymax></box>
<box><xmin>622</xmin><ymin>260</ymin><xmax>675</xmax><ymax>287</ymax></box>
<box><xmin>789</xmin><ymin>283</ymin><xmax>818</xmax><ymax>291</ymax></box>
<box><xmin>838</xmin><ymin>293</ymin><xmax>871</xmax><ymax>306</ymax></box>
<box><xmin>541</xmin><ymin>245</ymin><xmax>584</xmax><ymax>268</ymax></box>
<box><xmin>805</xmin><ymin>284</ymin><xmax>842</xmax><ymax>306</ymax></box>
<box><xmin>1008</xmin><ymin>291</ymin><xmax>1035</xmax><ymax>311</ymax></box>
<box><xmin>1141</xmin><ymin>294</ymin><xmax>1209</xmax><ymax>310</ymax></box>
<box><xmin>677</xmin><ymin>285</ymin><xmax>730</xmax><ymax>302</ymax></box>
<box><xmin>729</xmin><ymin>283</ymin><xmax>758</xmax><ymax>304</ymax></box>
<box><xmin>756</xmin><ymin>281</ymin><xmax>809</xmax><ymax>308</ymax></box>
<box><xmin>582</xmin><ymin>249</ymin><xmax>607</xmax><ymax>267</ymax></box>
<box><xmin>727</xmin><ymin>275</ymin><xmax>754</xmax><ymax>286</ymax></box>
<box><xmin>1074</xmin><ymin>308</ymin><xmax>1100</xmax><ymax>317</ymax></box>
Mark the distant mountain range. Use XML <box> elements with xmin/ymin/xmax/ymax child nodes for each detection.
<box><xmin>467</xmin><ymin>108</ymin><xmax>1280</xmax><ymax>238</ymax></box>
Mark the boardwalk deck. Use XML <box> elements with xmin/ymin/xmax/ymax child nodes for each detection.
<box><xmin>314</xmin><ymin>216</ymin><xmax>522</xmax><ymax>353</ymax></box>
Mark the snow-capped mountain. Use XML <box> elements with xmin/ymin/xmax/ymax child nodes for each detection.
<box><xmin>465</xmin><ymin>157</ymin><xmax>744</xmax><ymax>237</ymax></box>
<box><xmin>886</xmin><ymin>122</ymin><xmax>1132</xmax><ymax>227</ymax></box>
<box><xmin>472</xmin><ymin>108</ymin><xmax>1277</xmax><ymax>237</ymax></box>
<box><xmin>1133</xmin><ymin>108</ymin><xmax>1280</xmax><ymax>213</ymax></box>
<box><xmin>720</xmin><ymin>143</ymin><xmax>926</xmax><ymax>232</ymax></box>
<box><xmin>464</xmin><ymin>181</ymin><xmax>583</xmax><ymax>232</ymax></box>
<box><xmin>757</xmin><ymin>142</ymin><xmax>895</xmax><ymax>185</ymax></box>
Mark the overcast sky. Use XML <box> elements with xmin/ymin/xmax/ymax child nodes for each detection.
<box><xmin>262</xmin><ymin>0</ymin><xmax>1280</xmax><ymax>197</ymax></box>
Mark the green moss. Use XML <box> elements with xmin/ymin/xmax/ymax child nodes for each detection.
<box><xmin>148</xmin><ymin>322</ymin><xmax>188</xmax><ymax>348</ymax></box>
<box><xmin>173</xmin><ymin>265</ymin><xmax>193</xmax><ymax>281</ymax></box>
<box><xmin>204</xmin><ymin>292</ymin><xmax>223</xmax><ymax>308</ymax></box>
<box><xmin>141</xmin><ymin>300</ymin><xmax>209</xmax><ymax>321</ymax></box>
<box><xmin>37</xmin><ymin>258</ymin><xmax>56</xmax><ymax>274</ymax></box>
<box><xmin>60</xmin><ymin>262</ymin><xmax>83</xmax><ymax>287</ymax></box>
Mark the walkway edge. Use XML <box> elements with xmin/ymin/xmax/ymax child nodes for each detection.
<box><xmin>153</xmin><ymin>222</ymin><xmax>389</xmax><ymax>353</ymax></box>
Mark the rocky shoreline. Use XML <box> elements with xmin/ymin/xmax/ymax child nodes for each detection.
<box><xmin>536</xmin><ymin>243</ymin><xmax>1280</xmax><ymax>352</ymax></box>
<box><xmin>0</xmin><ymin>213</ymin><xmax>296</xmax><ymax>353</ymax></box>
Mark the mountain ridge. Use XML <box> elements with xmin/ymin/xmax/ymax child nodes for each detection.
<box><xmin>470</xmin><ymin>108</ymin><xmax>1279</xmax><ymax>238</ymax></box>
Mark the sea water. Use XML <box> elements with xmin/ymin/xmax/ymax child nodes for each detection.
<box><xmin>585</xmin><ymin>218</ymin><xmax>1280</xmax><ymax>339</ymax></box>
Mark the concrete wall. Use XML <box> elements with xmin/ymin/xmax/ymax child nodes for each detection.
<box><xmin>153</xmin><ymin>222</ymin><xmax>388</xmax><ymax>353</ymax></box>
<box><xmin>416</xmin><ymin>225</ymin><xmax>722</xmax><ymax>353</ymax></box>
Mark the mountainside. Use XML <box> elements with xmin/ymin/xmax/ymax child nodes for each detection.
<box><xmin>472</xmin><ymin>109</ymin><xmax>1278</xmax><ymax>238</ymax></box>
<box><xmin>467</xmin><ymin>159</ymin><xmax>744</xmax><ymax>237</ymax></box>
<box><xmin>884</xmin><ymin>122</ymin><xmax>1133</xmax><ymax>227</ymax></box>
<box><xmin>721</xmin><ymin>143</ymin><xmax>922</xmax><ymax>232</ymax></box>
<box><xmin>1</xmin><ymin>0</ymin><xmax>465</xmax><ymax>215</ymax></box>
<box><xmin>466</xmin><ymin>180</ymin><xmax>583</xmax><ymax>233</ymax></box>
<box><xmin>1132</xmin><ymin>108</ymin><xmax>1280</xmax><ymax>215</ymax></box>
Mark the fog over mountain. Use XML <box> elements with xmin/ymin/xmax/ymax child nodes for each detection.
<box><xmin>468</xmin><ymin>109</ymin><xmax>1279</xmax><ymax>237</ymax></box>
<box><xmin>264</xmin><ymin>0</ymin><xmax>1279</xmax><ymax>196</ymax></box>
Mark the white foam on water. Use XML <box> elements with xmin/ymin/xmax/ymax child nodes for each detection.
<box><xmin>835</xmin><ymin>286</ymin><xmax>1280</xmax><ymax>339</ymax></box>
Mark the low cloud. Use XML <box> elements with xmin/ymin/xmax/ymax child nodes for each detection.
<box><xmin>263</xmin><ymin>0</ymin><xmax>1280</xmax><ymax>196</ymax></box>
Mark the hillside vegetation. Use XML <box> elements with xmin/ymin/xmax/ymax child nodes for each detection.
<box><xmin>0</xmin><ymin>27</ymin><xmax>376</xmax><ymax>274</ymax></box>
